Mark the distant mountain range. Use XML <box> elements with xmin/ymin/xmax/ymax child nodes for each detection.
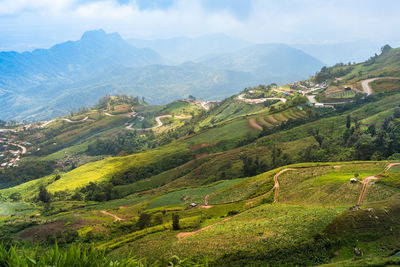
<box><xmin>293</xmin><ymin>41</ymin><xmax>381</xmax><ymax>66</ymax></box>
<box><xmin>129</xmin><ymin>34</ymin><xmax>252</xmax><ymax>64</ymax></box>
<box><xmin>0</xmin><ymin>30</ymin><xmax>325</xmax><ymax>121</ymax></box>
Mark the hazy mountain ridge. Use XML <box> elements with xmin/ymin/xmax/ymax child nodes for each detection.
<box><xmin>0</xmin><ymin>30</ymin><xmax>324</xmax><ymax>121</ymax></box>
<box><xmin>128</xmin><ymin>34</ymin><xmax>252</xmax><ymax>64</ymax></box>
<box><xmin>198</xmin><ymin>43</ymin><xmax>324</xmax><ymax>81</ymax></box>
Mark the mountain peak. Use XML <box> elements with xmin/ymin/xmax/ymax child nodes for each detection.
<box><xmin>80</xmin><ymin>29</ymin><xmax>122</xmax><ymax>42</ymax></box>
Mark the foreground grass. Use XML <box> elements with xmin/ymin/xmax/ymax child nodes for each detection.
<box><xmin>0</xmin><ymin>243</ymin><xmax>208</xmax><ymax>267</ymax></box>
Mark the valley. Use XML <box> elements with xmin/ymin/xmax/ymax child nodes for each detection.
<box><xmin>0</xmin><ymin>45</ymin><xmax>400</xmax><ymax>265</ymax></box>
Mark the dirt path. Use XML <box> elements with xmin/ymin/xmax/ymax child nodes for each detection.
<box><xmin>177</xmin><ymin>168</ymin><xmax>298</xmax><ymax>240</ymax></box>
<box><xmin>273</xmin><ymin>168</ymin><xmax>297</xmax><ymax>204</ymax></box>
<box><xmin>248</xmin><ymin>118</ymin><xmax>263</xmax><ymax>131</ymax></box>
<box><xmin>237</xmin><ymin>94</ymin><xmax>287</xmax><ymax>104</ymax></box>
<box><xmin>176</xmin><ymin>212</ymin><xmax>242</xmax><ymax>240</ymax></box>
<box><xmin>0</xmin><ymin>140</ymin><xmax>27</xmax><ymax>155</ymax></box>
<box><xmin>127</xmin><ymin>114</ymin><xmax>191</xmax><ymax>131</ymax></box>
<box><xmin>100</xmin><ymin>210</ymin><xmax>126</xmax><ymax>222</ymax></box>
<box><xmin>40</xmin><ymin>120</ymin><xmax>56</xmax><ymax>128</ymax></box>
<box><xmin>42</xmin><ymin>116</ymin><xmax>89</xmax><ymax>128</ymax></box>
<box><xmin>356</xmin><ymin>162</ymin><xmax>400</xmax><ymax>205</ymax></box>
<box><xmin>61</xmin><ymin>116</ymin><xmax>89</xmax><ymax>123</ymax></box>
<box><xmin>384</xmin><ymin>162</ymin><xmax>400</xmax><ymax>172</ymax></box>
<box><xmin>361</xmin><ymin>77</ymin><xmax>400</xmax><ymax>96</ymax></box>
<box><xmin>356</xmin><ymin>176</ymin><xmax>379</xmax><ymax>205</ymax></box>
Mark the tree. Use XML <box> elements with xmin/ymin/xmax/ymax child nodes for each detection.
<box><xmin>393</xmin><ymin>108</ymin><xmax>400</xmax><ymax>119</ymax></box>
<box><xmin>9</xmin><ymin>192</ymin><xmax>22</xmax><ymax>202</ymax></box>
<box><xmin>367</xmin><ymin>124</ymin><xmax>376</xmax><ymax>137</ymax></box>
<box><xmin>308</xmin><ymin>128</ymin><xmax>324</xmax><ymax>147</ymax></box>
<box><xmin>172</xmin><ymin>213</ymin><xmax>180</xmax><ymax>230</ymax></box>
<box><xmin>38</xmin><ymin>185</ymin><xmax>51</xmax><ymax>203</ymax></box>
<box><xmin>346</xmin><ymin>115</ymin><xmax>351</xmax><ymax>129</ymax></box>
<box><xmin>136</xmin><ymin>213</ymin><xmax>152</xmax><ymax>229</ymax></box>
<box><xmin>381</xmin><ymin>44</ymin><xmax>392</xmax><ymax>54</ymax></box>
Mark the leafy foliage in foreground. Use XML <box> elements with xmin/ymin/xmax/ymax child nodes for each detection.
<box><xmin>0</xmin><ymin>243</ymin><xmax>208</xmax><ymax>267</ymax></box>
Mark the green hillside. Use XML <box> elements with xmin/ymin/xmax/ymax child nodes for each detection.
<box><xmin>1</xmin><ymin>46</ymin><xmax>400</xmax><ymax>266</ymax></box>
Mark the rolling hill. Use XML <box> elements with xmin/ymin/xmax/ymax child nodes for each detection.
<box><xmin>1</xmin><ymin>45</ymin><xmax>400</xmax><ymax>266</ymax></box>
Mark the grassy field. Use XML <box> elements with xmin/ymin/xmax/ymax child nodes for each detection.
<box><xmin>147</xmin><ymin>179</ymin><xmax>242</xmax><ymax>209</ymax></box>
<box><xmin>122</xmin><ymin>203</ymin><xmax>343</xmax><ymax>263</ymax></box>
<box><xmin>0</xmin><ymin>202</ymin><xmax>36</xmax><ymax>216</ymax></box>
<box><xmin>47</xmin><ymin>143</ymin><xmax>189</xmax><ymax>193</ymax></box>
<box><xmin>370</xmin><ymin>78</ymin><xmax>400</xmax><ymax>94</ymax></box>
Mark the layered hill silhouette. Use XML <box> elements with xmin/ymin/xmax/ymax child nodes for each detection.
<box><xmin>0</xmin><ymin>29</ymin><xmax>324</xmax><ymax>121</ymax></box>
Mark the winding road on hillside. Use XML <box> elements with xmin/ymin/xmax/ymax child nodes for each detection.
<box><xmin>305</xmin><ymin>77</ymin><xmax>397</xmax><ymax>107</ymax></box>
<box><xmin>177</xmin><ymin>211</ymin><xmax>243</xmax><ymax>240</ymax></box>
<box><xmin>237</xmin><ymin>94</ymin><xmax>287</xmax><ymax>104</ymax></box>
<box><xmin>126</xmin><ymin>114</ymin><xmax>191</xmax><ymax>131</ymax></box>
<box><xmin>361</xmin><ymin>77</ymin><xmax>400</xmax><ymax>96</ymax></box>
<box><xmin>176</xmin><ymin>168</ymin><xmax>298</xmax><ymax>240</ymax></box>
<box><xmin>0</xmin><ymin>140</ymin><xmax>27</xmax><ymax>155</ymax></box>
<box><xmin>356</xmin><ymin>163</ymin><xmax>400</xmax><ymax>205</ymax></box>
<box><xmin>41</xmin><ymin>116</ymin><xmax>89</xmax><ymax>128</ymax></box>
<box><xmin>307</xmin><ymin>77</ymin><xmax>400</xmax><ymax>107</ymax></box>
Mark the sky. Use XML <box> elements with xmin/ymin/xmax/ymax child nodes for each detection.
<box><xmin>0</xmin><ymin>0</ymin><xmax>399</xmax><ymax>51</ymax></box>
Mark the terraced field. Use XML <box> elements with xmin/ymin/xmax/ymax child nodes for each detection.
<box><xmin>248</xmin><ymin>107</ymin><xmax>307</xmax><ymax>131</ymax></box>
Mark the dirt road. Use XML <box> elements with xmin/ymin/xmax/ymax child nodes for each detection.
<box><xmin>61</xmin><ymin>116</ymin><xmax>89</xmax><ymax>123</ymax></box>
<box><xmin>273</xmin><ymin>168</ymin><xmax>297</xmax><ymax>204</ymax></box>
<box><xmin>176</xmin><ymin>168</ymin><xmax>297</xmax><ymax>240</ymax></box>
<box><xmin>41</xmin><ymin>116</ymin><xmax>89</xmax><ymax>128</ymax></box>
<box><xmin>356</xmin><ymin>162</ymin><xmax>400</xmax><ymax>205</ymax></box>
<box><xmin>361</xmin><ymin>77</ymin><xmax>400</xmax><ymax>96</ymax></box>
<box><xmin>126</xmin><ymin>114</ymin><xmax>191</xmax><ymax>131</ymax></box>
<box><xmin>0</xmin><ymin>140</ymin><xmax>27</xmax><ymax>155</ymax></box>
<box><xmin>238</xmin><ymin>94</ymin><xmax>287</xmax><ymax>104</ymax></box>
<box><xmin>356</xmin><ymin>176</ymin><xmax>379</xmax><ymax>205</ymax></box>
<box><xmin>176</xmin><ymin>211</ymin><xmax>243</xmax><ymax>240</ymax></box>
<box><xmin>100</xmin><ymin>210</ymin><xmax>126</xmax><ymax>221</ymax></box>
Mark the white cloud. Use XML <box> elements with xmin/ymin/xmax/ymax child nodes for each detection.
<box><xmin>0</xmin><ymin>0</ymin><xmax>399</xmax><ymax>51</ymax></box>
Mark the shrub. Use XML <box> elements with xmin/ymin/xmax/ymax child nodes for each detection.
<box><xmin>136</xmin><ymin>213</ymin><xmax>152</xmax><ymax>230</ymax></box>
<box><xmin>172</xmin><ymin>214</ymin><xmax>180</xmax><ymax>230</ymax></box>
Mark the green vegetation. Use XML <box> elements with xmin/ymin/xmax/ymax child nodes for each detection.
<box><xmin>1</xmin><ymin>46</ymin><xmax>400</xmax><ymax>265</ymax></box>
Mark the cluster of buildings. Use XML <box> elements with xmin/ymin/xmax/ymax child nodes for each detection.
<box><xmin>0</xmin><ymin>136</ymin><xmax>28</xmax><ymax>169</ymax></box>
<box><xmin>289</xmin><ymin>81</ymin><xmax>328</xmax><ymax>95</ymax></box>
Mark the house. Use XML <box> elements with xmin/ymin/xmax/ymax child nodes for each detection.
<box><xmin>315</xmin><ymin>103</ymin><xmax>324</xmax><ymax>107</ymax></box>
<box><xmin>350</xmin><ymin>178</ymin><xmax>358</xmax><ymax>183</ymax></box>
<box><xmin>189</xmin><ymin>203</ymin><xmax>197</xmax><ymax>207</ymax></box>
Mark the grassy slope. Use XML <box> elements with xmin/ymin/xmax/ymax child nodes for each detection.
<box><xmin>3</xmin><ymin>50</ymin><xmax>400</xmax><ymax>264</ymax></box>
